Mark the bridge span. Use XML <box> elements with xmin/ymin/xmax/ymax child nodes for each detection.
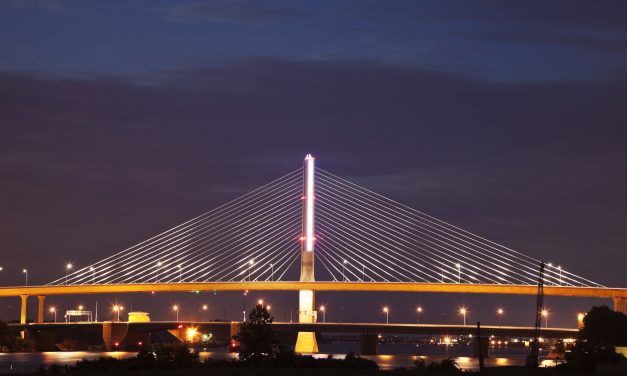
<box><xmin>3</xmin><ymin>282</ymin><xmax>625</xmax><ymax>329</ymax></box>
<box><xmin>10</xmin><ymin>321</ymin><xmax>578</xmax><ymax>351</ymax></box>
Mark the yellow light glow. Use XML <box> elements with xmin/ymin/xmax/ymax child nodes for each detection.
<box><xmin>185</xmin><ymin>327</ymin><xmax>198</xmax><ymax>341</ymax></box>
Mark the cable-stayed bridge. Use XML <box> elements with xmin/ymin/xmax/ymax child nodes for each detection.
<box><xmin>1</xmin><ymin>154</ymin><xmax>626</xmax><ymax>352</ymax></box>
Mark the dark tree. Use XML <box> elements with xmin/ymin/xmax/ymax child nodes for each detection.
<box><xmin>564</xmin><ymin>305</ymin><xmax>627</xmax><ymax>371</ymax></box>
<box><xmin>233</xmin><ymin>303</ymin><xmax>279</xmax><ymax>363</ymax></box>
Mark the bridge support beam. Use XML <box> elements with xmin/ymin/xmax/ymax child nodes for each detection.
<box><xmin>102</xmin><ymin>322</ymin><xmax>129</xmax><ymax>351</ymax></box>
<box><xmin>37</xmin><ymin>295</ymin><xmax>46</xmax><ymax>323</ymax></box>
<box><xmin>20</xmin><ymin>294</ymin><xmax>28</xmax><ymax>338</ymax></box>
<box><xmin>613</xmin><ymin>298</ymin><xmax>627</xmax><ymax>314</ymax></box>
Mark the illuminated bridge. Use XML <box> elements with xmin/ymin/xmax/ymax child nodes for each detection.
<box><xmin>1</xmin><ymin>155</ymin><xmax>625</xmax><ymax>352</ymax></box>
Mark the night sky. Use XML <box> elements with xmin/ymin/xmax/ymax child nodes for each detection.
<box><xmin>1</xmin><ymin>0</ymin><xmax>626</xmax><ymax>328</ymax></box>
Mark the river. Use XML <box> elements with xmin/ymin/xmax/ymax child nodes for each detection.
<box><xmin>0</xmin><ymin>344</ymin><xmax>556</xmax><ymax>373</ymax></box>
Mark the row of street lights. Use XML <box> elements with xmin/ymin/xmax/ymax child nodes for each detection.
<box><xmin>43</xmin><ymin>301</ymin><xmax>553</xmax><ymax>327</ymax></box>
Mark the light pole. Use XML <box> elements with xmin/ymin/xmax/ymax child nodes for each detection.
<box><xmin>65</xmin><ymin>263</ymin><xmax>73</xmax><ymax>285</ymax></box>
<box><xmin>497</xmin><ymin>307</ymin><xmax>504</xmax><ymax>327</ymax></box>
<box><xmin>456</xmin><ymin>263</ymin><xmax>461</xmax><ymax>283</ymax></box>
<box><xmin>361</xmin><ymin>263</ymin><xmax>365</xmax><ymax>281</ymax></box>
<box><xmin>157</xmin><ymin>261</ymin><xmax>162</xmax><ymax>282</ymax></box>
<box><xmin>557</xmin><ymin>265</ymin><xmax>562</xmax><ymax>285</ymax></box>
<box><xmin>382</xmin><ymin>306</ymin><xmax>390</xmax><ymax>324</ymax></box>
<box><xmin>270</xmin><ymin>263</ymin><xmax>274</xmax><ymax>281</ymax></box>
<box><xmin>90</xmin><ymin>267</ymin><xmax>95</xmax><ymax>284</ymax></box>
<box><xmin>459</xmin><ymin>307</ymin><xmax>467</xmax><ymax>326</ymax></box>
<box><xmin>541</xmin><ymin>309</ymin><xmax>549</xmax><ymax>328</ymax></box>
<box><xmin>112</xmin><ymin>305</ymin><xmax>123</xmax><ymax>321</ymax></box>
<box><xmin>319</xmin><ymin>305</ymin><xmax>326</xmax><ymax>323</ymax></box>
<box><xmin>22</xmin><ymin>268</ymin><xmax>28</xmax><ymax>286</ymax></box>
<box><xmin>248</xmin><ymin>260</ymin><xmax>254</xmax><ymax>281</ymax></box>
<box><xmin>342</xmin><ymin>260</ymin><xmax>347</xmax><ymax>281</ymax></box>
<box><xmin>49</xmin><ymin>307</ymin><xmax>57</xmax><ymax>323</ymax></box>
<box><xmin>173</xmin><ymin>305</ymin><xmax>179</xmax><ymax>321</ymax></box>
<box><xmin>416</xmin><ymin>306</ymin><xmax>423</xmax><ymax>324</ymax></box>
<box><xmin>178</xmin><ymin>264</ymin><xmax>182</xmax><ymax>282</ymax></box>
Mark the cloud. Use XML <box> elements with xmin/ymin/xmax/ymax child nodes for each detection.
<box><xmin>162</xmin><ymin>0</ymin><xmax>306</xmax><ymax>24</ymax></box>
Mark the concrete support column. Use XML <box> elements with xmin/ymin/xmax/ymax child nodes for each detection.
<box><xmin>20</xmin><ymin>294</ymin><xmax>28</xmax><ymax>339</ymax></box>
<box><xmin>20</xmin><ymin>295</ymin><xmax>28</xmax><ymax>324</ymax></box>
<box><xmin>613</xmin><ymin>298</ymin><xmax>627</xmax><ymax>314</ymax></box>
<box><xmin>37</xmin><ymin>295</ymin><xmax>46</xmax><ymax>323</ymax></box>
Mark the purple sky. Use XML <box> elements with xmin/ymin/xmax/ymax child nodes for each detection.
<box><xmin>0</xmin><ymin>0</ymin><xmax>626</xmax><ymax>327</ymax></box>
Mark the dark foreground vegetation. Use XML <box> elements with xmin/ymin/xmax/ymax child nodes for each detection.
<box><xmin>2</xmin><ymin>304</ymin><xmax>626</xmax><ymax>375</ymax></box>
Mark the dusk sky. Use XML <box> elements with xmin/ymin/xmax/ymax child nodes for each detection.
<box><xmin>1</xmin><ymin>0</ymin><xmax>626</xmax><ymax>327</ymax></box>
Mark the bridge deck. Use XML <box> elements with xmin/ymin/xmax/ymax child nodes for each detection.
<box><xmin>0</xmin><ymin>281</ymin><xmax>624</xmax><ymax>298</ymax></box>
<box><xmin>12</xmin><ymin>321</ymin><xmax>578</xmax><ymax>338</ymax></box>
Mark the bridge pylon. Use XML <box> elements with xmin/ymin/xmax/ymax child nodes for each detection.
<box><xmin>295</xmin><ymin>154</ymin><xmax>319</xmax><ymax>353</ymax></box>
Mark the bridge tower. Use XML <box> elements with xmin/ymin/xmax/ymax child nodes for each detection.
<box><xmin>294</xmin><ymin>154</ymin><xmax>319</xmax><ymax>353</ymax></box>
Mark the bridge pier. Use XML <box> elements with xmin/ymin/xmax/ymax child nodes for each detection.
<box><xmin>37</xmin><ymin>295</ymin><xmax>46</xmax><ymax>323</ymax></box>
<box><xmin>20</xmin><ymin>294</ymin><xmax>28</xmax><ymax>338</ymax></box>
<box><xmin>102</xmin><ymin>322</ymin><xmax>129</xmax><ymax>351</ymax></box>
<box><xmin>360</xmin><ymin>333</ymin><xmax>378</xmax><ymax>355</ymax></box>
<box><xmin>613</xmin><ymin>298</ymin><xmax>627</xmax><ymax>314</ymax></box>
<box><xmin>294</xmin><ymin>154</ymin><xmax>319</xmax><ymax>353</ymax></box>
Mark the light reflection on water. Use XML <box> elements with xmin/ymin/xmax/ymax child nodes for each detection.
<box><xmin>0</xmin><ymin>345</ymin><xmax>554</xmax><ymax>373</ymax></box>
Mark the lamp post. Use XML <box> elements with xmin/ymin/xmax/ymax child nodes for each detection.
<box><xmin>173</xmin><ymin>305</ymin><xmax>179</xmax><ymax>322</ymax></box>
<box><xmin>319</xmin><ymin>305</ymin><xmax>326</xmax><ymax>323</ymax></box>
<box><xmin>416</xmin><ymin>306</ymin><xmax>423</xmax><ymax>325</ymax></box>
<box><xmin>49</xmin><ymin>307</ymin><xmax>57</xmax><ymax>323</ymax></box>
<box><xmin>90</xmin><ymin>267</ymin><xmax>95</xmax><ymax>284</ymax></box>
<box><xmin>382</xmin><ymin>306</ymin><xmax>389</xmax><ymax>324</ymax></box>
<box><xmin>112</xmin><ymin>305</ymin><xmax>123</xmax><ymax>321</ymax></box>
<box><xmin>157</xmin><ymin>261</ymin><xmax>162</xmax><ymax>282</ymax></box>
<box><xmin>342</xmin><ymin>260</ymin><xmax>347</xmax><ymax>281</ymax></box>
<box><xmin>541</xmin><ymin>309</ymin><xmax>549</xmax><ymax>328</ymax></box>
<box><xmin>456</xmin><ymin>263</ymin><xmax>461</xmax><ymax>283</ymax></box>
<box><xmin>557</xmin><ymin>265</ymin><xmax>562</xmax><ymax>285</ymax></box>
<box><xmin>270</xmin><ymin>263</ymin><xmax>274</xmax><ymax>281</ymax></box>
<box><xmin>178</xmin><ymin>264</ymin><xmax>182</xmax><ymax>282</ymax></box>
<box><xmin>497</xmin><ymin>307</ymin><xmax>504</xmax><ymax>327</ymax></box>
<box><xmin>65</xmin><ymin>263</ymin><xmax>73</xmax><ymax>285</ymax></box>
<box><xmin>459</xmin><ymin>307</ymin><xmax>467</xmax><ymax>326</ymax></box>
<box><xmin>22</xmin><ymin>268</ymin><xmax>28</xmax><ymax>286</ymax></box>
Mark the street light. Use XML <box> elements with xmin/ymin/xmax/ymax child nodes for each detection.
<box><xmin>459</xmin><ymin>307</ymin><xmax>468</xmax><ymax>326</ymax></box>
<box><xmin>319</xmin><ymin>305</ymin><xmax>326</xmax><ymax>323</ymax></box>
<box><xmin>497</xmin><ymin>307</ymin><xmax>504</xmax><ymax>327</ymax></box>
<box><xmin>342</xmin><ymin>260</ymin><xmax>348</xmax><ymax>281</ymax></box>
<box><xmin>112</xmin><ymin>305</ymin><xmax>124</xmax><ymax>321</ymax></box>
<box><xmin>78</xmin><ymin>305</ymin><xmax>84</xmax><ymax>311</ymax></box>
<box><xmin>178</xmin><ymin>264</ymin><xmax>182</xmax><ymax>282</ymax></box>
<box><xmin>65</xmin><ymin>263</ymin><xmax>73</xmax><ymax>285</ymax></box>
<box><xmin>157</xmin><ymin>261</ymin><xmax>163</xmax><ymax>282</ymax></box>
<box><xmin>382</xmin><ymin>306</ymin><xmax>390</xmax><ymax>324</ymax></box>
<box><xmin>557</xmin><ymin>265</ymin><xmax>562</xmax><ymax>285</ymax></box>
<box><xmin>270</xmin><ymin>263</ymin><xmax>274</xmax><ymax>281</ymax></box>
<box><xmin>541</xmin><ymin>309</ymin><xmax>549</xmax><ymax>328</ymax></box>
<box><xmin>89</xmin><ymin>267</ymin><xmax>95</xmax><ymax>284</ymax></box>
<box><xmin>416</xmin><ymin>306</ymin><xmax>423</xmax><ymax>324</ymax></box>
<box><xmin>173</xmin><ymin>305</ymin><xmax>179</xmax><ymax>321</ymax></box>
<box><xmin>49</xmin><ymin>307</ymin><xmax>57</xmax><ymax>323</ymax></box>
<box><xmin>456</xmin><ymin>263</ymin><xmax>461</xmax><ymax>283</ymax></box>
<box><xmin>22</xmin><ymin>268</ymin><xmax>28</xmax><ymax>286</ymax></box>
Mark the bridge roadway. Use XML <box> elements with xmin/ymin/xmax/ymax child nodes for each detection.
<box><xmin>1</xmin><ymin>281</ymin><xmax>626</xmax><ymax>298</ymax></box>
<box><xmin>2</xmin><ymin>282</ymin><xmax>626</xmax><ymax>325</ymax></box>
<box><xmin>12</xmin><ymin>321</ymin><xmax>578</xmax><ymax>339</ymax></box>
